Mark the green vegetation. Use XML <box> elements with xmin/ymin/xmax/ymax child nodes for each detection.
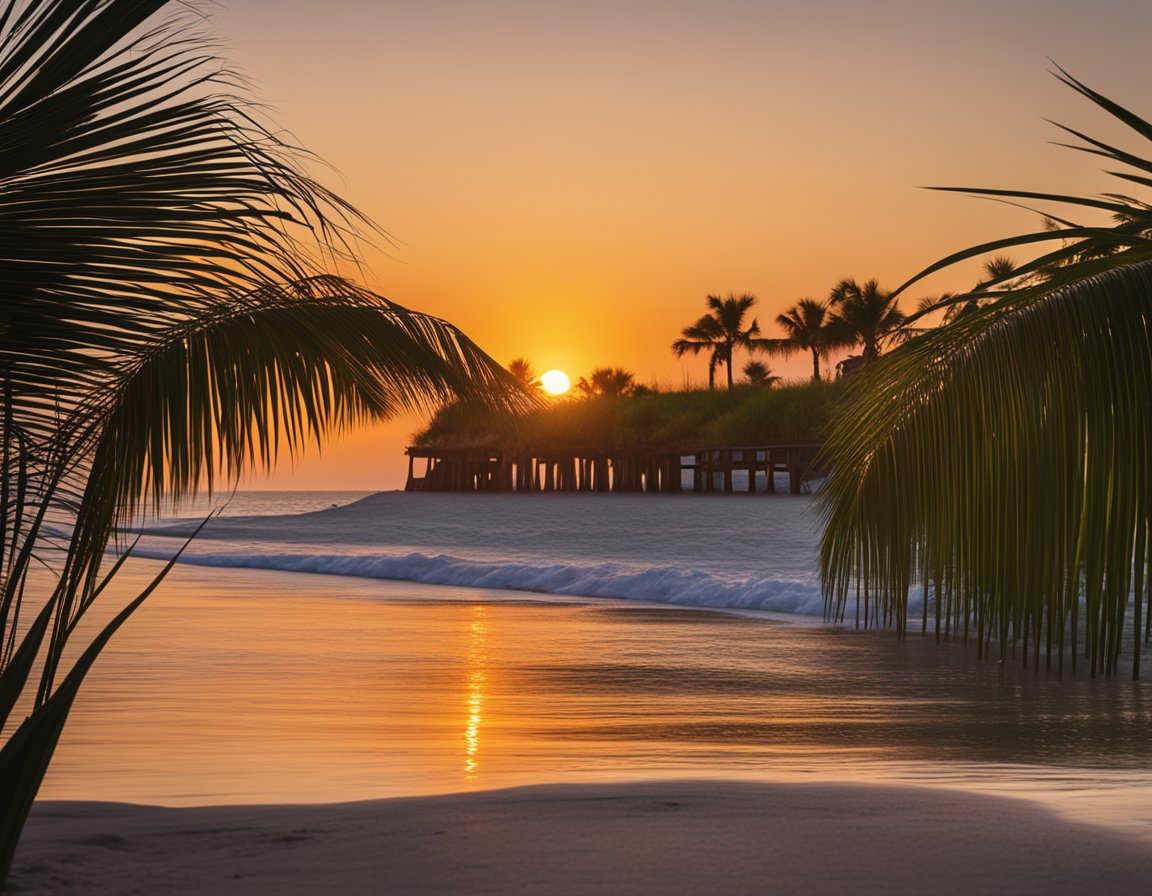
<box><xmin>819</xmin><ymin>69</ymin><xmax>1152</xmax><ymax>679</ymax></box>
<box><xmin>416</xmin><ymin>380</ymin><xmax>842</xmax><ymax>454</ymax></box>
<box><xmin>0</xmin><ymin>0</ymin><xmax>521</xmax><ymax>884</ymax></box>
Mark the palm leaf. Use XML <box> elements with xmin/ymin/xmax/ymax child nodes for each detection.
<box><xmin>0</xmin><ymin>3</ymin><xmax>528</xmax><ymax>884</ymax></box>
<box><xmin>1</xmin><ymin>523</ymin><xmax>198</xmax><ymax>880</ymax></box>
<box><xmin>819</xmin><ymin>71</ymin><xmax>1152</xmax><ymax>677</ymax></box>
<box><xmin>0</xmin><ymin>0</ymin><xmax>371</xmax><ymax>446</ymax></box>
<box><xmin>894</xmin><ymin>73</ymin><xmax>1152</xmax><ymax>302</ymax></box>
<box><xmin>820</xmin><ymin>259</ymin><xmax>1152</xmax><ymax>677</ymax></box>
<box><xmin>84</xmin><ymin>275</ymin><xmax>527</xmax><ymax>527</ymax></box>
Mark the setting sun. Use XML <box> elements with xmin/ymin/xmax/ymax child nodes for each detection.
<box><xmin>540</xmin><ymin>369</ymin><xmax>570</xmax><ymax>396</ymax></box>
<box><xmin>14</xmin><ymin>3</ymin><xmax>1152</xmax><ymax>894</ymax></box>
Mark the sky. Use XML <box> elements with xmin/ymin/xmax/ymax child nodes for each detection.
<box><xmin>209</xmin><ymin>0</ymin><xmax>1151</xmax><ymax>490</ymax></box>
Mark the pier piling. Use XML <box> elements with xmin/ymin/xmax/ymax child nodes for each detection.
<box><xmin>404</xmin><ymin>443</ymin><xmax>824</xmax><ymax>495</ymax></box>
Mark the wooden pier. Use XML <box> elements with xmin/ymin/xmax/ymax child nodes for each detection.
<box><xmin>404</xmin><ymin>443</ymin><xmax>825</xmax><ymax>495</ymax></box>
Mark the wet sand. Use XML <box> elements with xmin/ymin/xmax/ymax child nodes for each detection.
<box><xmin>15</xmin><ymin>561</ymin><xmax>1152</xmax><ymax>893</ymax></box>
<box><xmin>36</xmin><ymin>565</ymin><xmax>1152</xmax><ymax>827</ymax></box>
<box><xmin>13</xmin><ymin>781</ymin><xmax>1152</xmax><ymax>895</ymax></box>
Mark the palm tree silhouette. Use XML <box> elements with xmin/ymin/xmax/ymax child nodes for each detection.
<box><xmin>827</xmin><ymin>278</ymin><xmax>906</xmax><ymax>364</ymax></box>
<box><xmin>507</xmin><ymin>357</ymin><xmax>541</xmax><ymax>390</ymax></box>
<box><xmin>762</xmin><ymin>298</ymin><xmax>844</xmax><ymax>382</ymax></box>
<box><xmin>672</xmin><ymin>314</ymin><xmax>725</xmax><ymax>389</ymax></box>
<box><xmin>576</xmin><ymin>367</ymin><xmax>637</xmax><ymax>398</ymax></box>
<box><xmin>672</xmin><ymin>294</ymin><xmax>765</xmax><ymax>391</ymax></box>
<box><xmin>0</xmin><ymin>1</ymin><xmax>523</xmax><ymax>882</ymax></box>
<box><xmin>742</xmin><ymin>360</ymin><xmax>780</xmax><ymax>387</ymax></box>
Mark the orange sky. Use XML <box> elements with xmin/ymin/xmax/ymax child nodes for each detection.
<box><xmin>215</xmin><ymin>0</ymin><xmax>1151</xmax><ymax>490</ymax></box>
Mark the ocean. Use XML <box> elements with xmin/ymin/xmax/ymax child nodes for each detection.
<box><xmin>36</xmin><ymin>490</ymin><xmax>1152</xmax><ymax>841</ymax></box>
<box><xmin>135</xmin><ymin>490</ymin><xmax>825</xmax><ymax>616</ymax></box>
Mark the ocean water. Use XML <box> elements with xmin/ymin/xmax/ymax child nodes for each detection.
<box><xmin>35</xmin><ymin>491</ymin><xmax>1152</xmax><ymax>842</ymax></box>
<box><xmin>135</xmin><ymin>490</ymin><xmax>826</xmax><ymax>616</ymax></box>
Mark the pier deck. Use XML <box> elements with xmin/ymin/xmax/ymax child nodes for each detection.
<box><xmin>404</xmin><ymin>444</ymin><xmax>825</xmax><ymax>495</ymax></box>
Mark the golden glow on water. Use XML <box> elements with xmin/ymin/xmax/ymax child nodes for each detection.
<box><xmin>39</xmin><ymin>562</ymin><xmax>1152</xmax><ymax>842</ymax></box>
<box><xmin>464</xmin><ymin>606</ymin><xmax>488</xmax><ymax>777</ymax></box>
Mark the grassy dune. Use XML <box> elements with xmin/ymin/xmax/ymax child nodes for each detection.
<box><xmin>414</xmin><ymin>381</ymin><xmax>844</xmax><ymax>453</ymax></box>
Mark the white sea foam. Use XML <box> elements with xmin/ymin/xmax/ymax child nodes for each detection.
<box><xmin>135</xmin><ymin>491</ymin><xmax>829</xmax><ymax>616</ymax></box>
<box><xmin>131</xmin><ymin>544</ymin><xmax>824</xmax><ymax>615</ymax></box>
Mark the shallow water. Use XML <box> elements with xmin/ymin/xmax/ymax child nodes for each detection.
<box><xmin>137</xmin><ymin>491</ymin><xmax>826</xmax><ymax>614</ymax></box>
<box><xmin>40</xmin><ymin>559</ymin><xmax>1152</xmax><ymax>842</ymax></box>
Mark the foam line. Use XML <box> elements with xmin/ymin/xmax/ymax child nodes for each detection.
<box><xmin>131</xmin><ymin>547</ymin><xmax>825</xmax><ymax>615</ymax></box>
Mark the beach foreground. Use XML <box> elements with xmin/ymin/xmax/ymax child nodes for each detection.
<box><xmin>12</xmin><ymin>781</ymin><xmax>1152</xmax><ymax>895</ymax></box>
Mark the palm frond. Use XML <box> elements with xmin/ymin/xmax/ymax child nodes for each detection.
<box><xmin>0</xmin><ymin>0</ymin><xmax>372</xmax><ymax>442</ymax></box>
<box><xmin>84</xmin><ymin>276</ymin><xmax>527</xmax><ymax>521</ymax></box>
<box><xmin>0</xmin><ymin>3</ymin><xmax>523</xmax><ymax>881</ymax></box>
<box><xmin>820</xmin><ymin>257</ymin><xmax>1152</xmax><ymax>677</ymax></box>
<box><xmin>894</xmin><ymin>71</ymin><xmax>1152</xmax><ymax>302</ymax></box>
<box><xmin>819</xmin><ymin>71</ymin><xmax>1152</xmax><ymax>678</ymax></box>
<box><xmin>759</xmin><ymin>337</ymin><xmax>803</xmax><ymax>358</ymax></box>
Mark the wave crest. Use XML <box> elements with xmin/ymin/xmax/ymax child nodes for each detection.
<box><xmin>132</xmin><ymin>547</ymin><xmax>824</xmax><ymax>615</ymax></box>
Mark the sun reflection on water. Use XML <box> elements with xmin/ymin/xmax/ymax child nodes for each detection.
<box><xmin>464</xmin><ymin>606</ymin><xmax>488</xmax><ymax>777</ymax></box>
<box><xmin>43</xmin><ymin>570</ymin><xmax>1152</xmax><ymax>843</ymax></box>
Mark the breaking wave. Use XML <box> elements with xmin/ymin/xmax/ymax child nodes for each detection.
<box><xmin>131</xmin><ymin>546</ymin><xmax>824</xmax><ymax>616</ymax></box>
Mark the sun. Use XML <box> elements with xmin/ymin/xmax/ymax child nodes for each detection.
<box><xmin>540</xmin><ymin>369</ymin><xmax>571</xmax><ymax>396</ymax></box>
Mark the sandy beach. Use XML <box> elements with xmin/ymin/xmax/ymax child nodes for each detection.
<box><xmin>12</xmin><ymin>501</ymin><xmax>1152</xmax><ymax>894</ymax></box>
<box><xmin>12</xmin><ymin>781</ymin><xmax>1152</xmax><ymax>895</ymax></box>
<box><xmin>7</xmin><ymin>0</ymin><xmax>1152</xmax><ymax>891</ymax></box>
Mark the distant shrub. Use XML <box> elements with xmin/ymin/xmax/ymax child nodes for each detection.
<box><xmin>414</xmin><ymin>380</ymin><xmax>844</xmax><ymax>452</ymax></box>
<box><xmin>711</xmin><ymin>381</ymin><xmax>842</xmax><ymax>443</ymax></box>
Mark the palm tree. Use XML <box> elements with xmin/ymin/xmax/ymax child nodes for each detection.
<box><xmin>0</xmin><ymin>1</ymin><xmax>524</xmax><ymax>884</ymax></box>
<box><xmin>819</xmin><ymin>68</ymin><xmax>1152</xmax><ymax>680</ymax></box>
<box><xmin>507</xmin><ymin>357</ymin><xmax>541</xmax><ymax>391</ymax></box>
<box><xmin>575</xmin><ymin>367</ymin><xmax>637</xmax><ymax>398</ymax></box>
<box><xmin>827</xmin><ymin>278</ymin><xmax>906</xmax><ymax>364</ymax></box>
<box><xmin>762</xmin><ymin>298</ymin><xmax>844</xmax><ymax>382</ymax></box>
<box><xmin>672</xmin><ymin>314</ymin><xmax>726</xmax><ymax>389</ymax></box>
<box><xmin>742</xmin><ymin>360</ymin><xmax>780</xmax><ymax>387</ymax></box>
<box><xmin>672</xmin><ymin>294</ymin><xmax>764</xmax><ymax>391</ymax></box>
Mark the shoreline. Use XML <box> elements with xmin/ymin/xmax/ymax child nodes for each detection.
<box><xmin>38</xmin><ymin>565</ymin><xmax>1152</xmax><ymax>825</ymax></box>
<box><xmin>14</xmin><ymin>780</ymin><xmax>1152</xmax><ymax>895</ymax></box>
